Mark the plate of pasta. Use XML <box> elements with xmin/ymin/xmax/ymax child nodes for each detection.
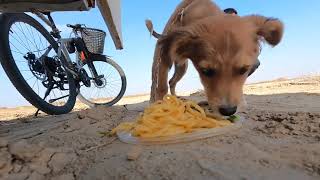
<box><xmin>111</xmin><ymin>95</ymin><xmax>244</xmax><ymax>145</ymax></box>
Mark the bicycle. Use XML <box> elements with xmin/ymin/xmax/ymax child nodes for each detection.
<box><xmin>0</xmin><ymin>12</ymin><xmax>127</xmax><ymax>115</ymax></box>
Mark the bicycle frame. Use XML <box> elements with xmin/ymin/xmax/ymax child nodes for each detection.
<box><xmin>24</xmin><ymin>10</ymin><xmax>122</xmax><ymax>106</ymax></box>
<box><xmin>32</xmin><ymin>11</ymin><xmax>81</xmax><ymax>78</ymax></box>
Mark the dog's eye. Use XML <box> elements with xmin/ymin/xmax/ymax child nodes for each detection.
<box><xmin>239</xmin><ymin>67</ymin><xmax>249</xmax><ymax>75</ymax></box>
<box><xmin>201</xmin><ymin>68</ymin><xmax>216</xmax><ymax>77</ymax></box>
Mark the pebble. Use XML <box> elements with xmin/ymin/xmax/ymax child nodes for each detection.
<box><xmin>127</xmin><ymin>146</ymin><xmax>143</xmax><ymax>161</ymax></box>
<box><xmin>8</xmin><ymin>140</ymin><xmax>43</xmax><ymax>161</ymax></box>
<box><xmin>51</xmin><ymin>173</ymin><xmax>74</xmax><ymax>180</ymax></box>
<box><xmin>29</xmin><ymin>162</ymin><xmax>51</xmax><ymax>175</ymax></box>
<box><xmin>307</xmin><ymin>126</ymin><xmax>317</xmax><ymax>133</ymax></box>
<box><xmin>27</xmin><ymin>172</ymin><xmax>45</xmax><ymax>180</ymax></box>
<box><xmin>48</xmin><ymin>152</ymin><xmax>76</xmax><ymax>173</ymax></box>
<box><xmin>12</xmin><ymin>163</ymin><xmax>22</xmax><ymax>173</ymax></box>
<box><xmin>284</xmin><ymin>124</ymin><xmax>295</xmax><ymax>131</ymax></box>
<box><xmin>0</xmin><ymin>138</ymin><xmax>8</xmax><ymax>148</ymax></box>
<box><xmin>5</xmin><ymin>172</ymin><xmax>30</xmax><ymax>180</ymax></box>
<box><xmin>0</xmin><ymin>149</ymin><xmax>12</xmax><ymax>175</ymax></box>
<box><xmin>77</xmin><ymin>113</ymin><xmax>85</xmax><ymax>119</ymax></box>
<box><xmin>265</xmin><ymin>121</ymin><xmax>277</xmax><ymax>128</ymax></box>
<box><xmin>291</xmin><ymin>131</ymin><xmax>300</xmax><ymax>136</ymax></box>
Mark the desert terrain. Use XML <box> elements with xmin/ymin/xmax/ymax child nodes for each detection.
<box><xmin>0</xmin><ymin>76</ymin><xmax>319</xmax><ymax>180</ymax></box>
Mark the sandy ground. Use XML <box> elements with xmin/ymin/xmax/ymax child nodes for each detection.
<box><xmin>0</xmin><ymin>76</ymin><xmax>319</xmax><ymax>180</ymax></box>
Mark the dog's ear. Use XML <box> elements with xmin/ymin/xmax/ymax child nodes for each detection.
<box><xmin>245</xmin><ymin>15</ymin><xmax>284</xmax><ymax>46</ymax></box>
<box><xmin>158</xmin><ymin>30</ymin><xmax>209</xmax><ymax>66</ymax></box>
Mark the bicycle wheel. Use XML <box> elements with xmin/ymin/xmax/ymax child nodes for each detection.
<box><xmin>0</xmin><ymin>13</ymin><xmax>77</xmax><ymax>115</ymax></box>
<box><xmin>77</xmin><ymin>57</ymin><xmax>126</xmax><ymax>107</ymax></box>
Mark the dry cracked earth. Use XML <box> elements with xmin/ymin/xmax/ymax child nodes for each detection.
<box><xmin>0</xmin><ymin>76</ymin><xmax>319</xmax><ymax>180</ymax></box>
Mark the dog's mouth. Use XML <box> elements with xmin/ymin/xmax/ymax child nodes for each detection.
<box><xmin>198</xmin><ymin>101</ymin><xmax>224</xmax><ymax>119</ymax></box>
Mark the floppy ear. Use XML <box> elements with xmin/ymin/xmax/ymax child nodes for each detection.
<box><xmin>245</xmin><ymin>15</ymin><xmax>284</xmax><ymax>46</ymax></box>
<box><xmin>158</xmin><ymin>30</ymin><xmax>209</xmax><ymax>66</ymax></box>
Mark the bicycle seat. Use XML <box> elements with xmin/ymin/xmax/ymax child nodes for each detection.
<box><xmin>0</xmin><ymin>0</ymin><xmax>92</xmax><ymax>12</ymax></box>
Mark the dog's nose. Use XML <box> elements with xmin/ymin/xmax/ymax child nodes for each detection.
<box><xmin>219</xmin><ymin>106</ymin><xmax>237</xmax><ymax>116</ymax></box>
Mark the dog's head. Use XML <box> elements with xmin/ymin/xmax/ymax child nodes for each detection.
<box><xmin>159</xmin><ymin>15</ymin><xmax>284</xmax><ymax>116</ymax></box>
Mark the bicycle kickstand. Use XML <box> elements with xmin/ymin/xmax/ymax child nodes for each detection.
<box><xmin>34</xmin><ymin>83</ymin><xmax>54</xmax><ymax>117</ymax></box>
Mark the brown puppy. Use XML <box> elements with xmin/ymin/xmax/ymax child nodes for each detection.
<box><xmin>147</xmin><ymin>0</ymin><xmax>283</xmax><ymax>116</ymax></box>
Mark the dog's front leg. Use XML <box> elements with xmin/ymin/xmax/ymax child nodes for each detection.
<box><xmin>150</xmin><ymin>58</ymin><xmax>159</xmax><ymax>103</ymax></box>
<box><xmin>155</xmin><ymin>61</ymin><xmax>170</xmax><ymax>101</ymax></box>
<box><xmin>169</xmin><ymin>61</ymin><xmax>188</xmax><ymax>96</ymax></box>
<box><xmin>150</xmin><ymin>44</ymin><xmax>162</xmax><ymax>103</ymax></box>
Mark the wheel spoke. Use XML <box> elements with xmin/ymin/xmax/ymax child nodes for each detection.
<box><xmin>9</xmin><ymin>31</ymin><xmax>31</xmax><ymax>52</ymax></box>
<box><xmin>25</xmin><ymin>75</ymin><xmax>36</xmax><ymax>81</ymax></box>
<box><xmin>31</xmin><ymin>79</ymin><xmax>37</xmax><ymax>89</ymax></box>
<box><xmin>16</xmin><ymin>23</ymin><xmax>34</xmax><ymax>51</ymax></box>
<box><xmin>79</xmin><ymin>60</ymin><xmax>125</xmax><ymax>105</ymax></box>
<box><xmin>36</xmin><ymin>80</ymin><xmax>40</xmax><ymax>95</ymax></box>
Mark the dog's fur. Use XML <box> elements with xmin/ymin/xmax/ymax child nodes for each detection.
<box><xmin>147</xmin><ymin>0</ymin><xmax>284</xmax><ymax>116</ymax></box>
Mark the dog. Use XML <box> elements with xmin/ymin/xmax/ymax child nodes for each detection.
<box><xmin>147</xmin><ymin>0</ymin><xmax>284</xmax><ymax>116</ymax></box>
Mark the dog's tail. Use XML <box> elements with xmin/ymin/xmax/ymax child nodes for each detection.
<box><xmin>145</xmin><ymin>19</ymin><xmax>162</xmax><ymax>39</ymax></box>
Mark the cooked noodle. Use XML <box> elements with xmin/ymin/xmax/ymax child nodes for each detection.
<box><xmin>111</xmin><ymin>95</ymin><xmax>232</xmax><ymax>138</ymax></box>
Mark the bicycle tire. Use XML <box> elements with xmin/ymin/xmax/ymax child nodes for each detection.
<box><xmin>77</xmin><ymin>57</ymin><xmax>127</xmax><ymax>107</ymax></box>
<box><xmin>0</xmin><ymin>13</ymin><xmax>77</xmax><ymax>115</ymax></box>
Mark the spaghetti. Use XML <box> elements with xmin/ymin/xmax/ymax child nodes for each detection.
<box><xmin>111</xmin><ymin>95</ymin><xmax>232</xmax><ymax>138</ymax></box>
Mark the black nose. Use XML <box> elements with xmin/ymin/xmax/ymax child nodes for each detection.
<box><xmin>219</xmin><ymin>106</ymin><xmax>237</xmax><ymax>116</ymax></box>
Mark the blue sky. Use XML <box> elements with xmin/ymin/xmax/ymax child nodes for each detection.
<box><xmin>1</xmin><ymin>0</ymin><xmax>320</xmax><ymax>107</ymax></box>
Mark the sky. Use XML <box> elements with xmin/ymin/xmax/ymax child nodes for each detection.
<box><xmin>1</xmin><ymin>0</ymin><xmax>320</xmax><ymax>107</ymax></box>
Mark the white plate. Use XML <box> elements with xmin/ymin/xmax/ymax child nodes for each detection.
<box><xmin>117</xmin><ymin>117</ymin><xmax>245</xmax><ymax>145</ymax></box>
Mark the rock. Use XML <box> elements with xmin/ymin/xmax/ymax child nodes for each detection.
<box><xmin>77</xmin><ymin>113</ymin><xmax>85</xmax><ymax>119</ymax></box>
<box><xmin>48</xmin><ymin>152</ymin><xmax>76</xmax><ymax>173</ymax></box>
<box><xmin>291</xmin><ymin>131</ymin><xmax>300</xmax><ymax>136</ymax></box>
<box><xmin>305</xmin><ymin>166</ymin><xmax>314</xmax><ymax>173</ymax></box>
<box><xmin>127</xmin><ymin>146</ymin><xmax>143</xmax><ymax>161</ymax></box>
<box><xmin>8</xmin><ymin>140</ymin><xmax>43</xmax><ymax>161</ymax></box>
<box><xmin>12</xmin><ymin>163</ymin><xmax>23</xmax><ymax>173</ymax></box>
<box><xmin>0</xmin><ymin>149</ymin><xmax>12</xmax><ymax>174</ymax></box>
<box><xmin>259</xmin><ymin>159</ymin><xmax>269</xmax><ymax>166</ymax></box>
<box><xmin>27</xmin><ymin>172</ymin><xmax>45</xmax><ymax>180</ymax></box>
<box><xmin>20</xmin><ymin>165</ymin><xmax>32</xmax><ymax>174</ymax></box>
<box><xmin>51</xmin><ymin>173</ymin><xmax>74</xmax><ymax>180</ymax></box>
<box><xmin>284</xmin><ymin>124</ymin><xmax>297</xmax><ymax>131</ymax></box>
<box><xmin>0</xmin><ymin>149</ymin><xmax>11</xmax><ymax>168</ymax></box>
<box><xmin>274</xmin><ymin>126</ymin><xmax>290</xmax><ymax>135</ymax></box>
<box><xmin>302</xmin><ymin>133</ymin><xmax>312</xmax><ymax>137</ymax></box>
<box><xmin>304</xmin><ymin>162</ymin><xmax>313</xmax><ymax>168</ymax></box>
<box><xmin>257</xmin><ymin>117</ymin><xmax>267</xmax><ymax>122</ymax></box>
<box><xmin>5</xmin><ymin>172</ymin><xmax>30</xmax><ymax>180</ymax></box>
<box><xmin>272</xmin><ymin>115</ymin><xmax>285</xmax><ymax>122</ymax></box>
<box><xmin>0</xmin><ymin>164</ymin><xmax>12</xmax><ymax>176</ymax></box>
<box><xmin>29</xmin><ymin>148</ymin><xmax>56</xmax><ymax>175</ymax></box>
<box><xmin>307</xmin><ymin>125</ymin><xmax>318</xmax><ymax>133</ymax></box>
<box><xmin>265</xmin><ymin>121</ymin><xmax>277</xmax><ymax>128</ymax></box>
<box><xmin>0</xmin><ymin>138</ymin><xmax>8</xmax><ymax>148</ymax></box>
<box><xmin>29</xmin><ymin>162</ymin><xmax>51</xmax><ymax>175</ymax></box>
<box><xmin>254</xmin><ymin>126</ymin><xmax>268</xmax><ymax>134</ymax></box>
<box><xmin>251</xmin><ymin>116</ymin><xmax>258</xmax><ymax>121</ymax></box>
<box><xmin>63</xmin><ymin>121</ymin><xmax>82</xmax><ymax>133</ymax></box>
